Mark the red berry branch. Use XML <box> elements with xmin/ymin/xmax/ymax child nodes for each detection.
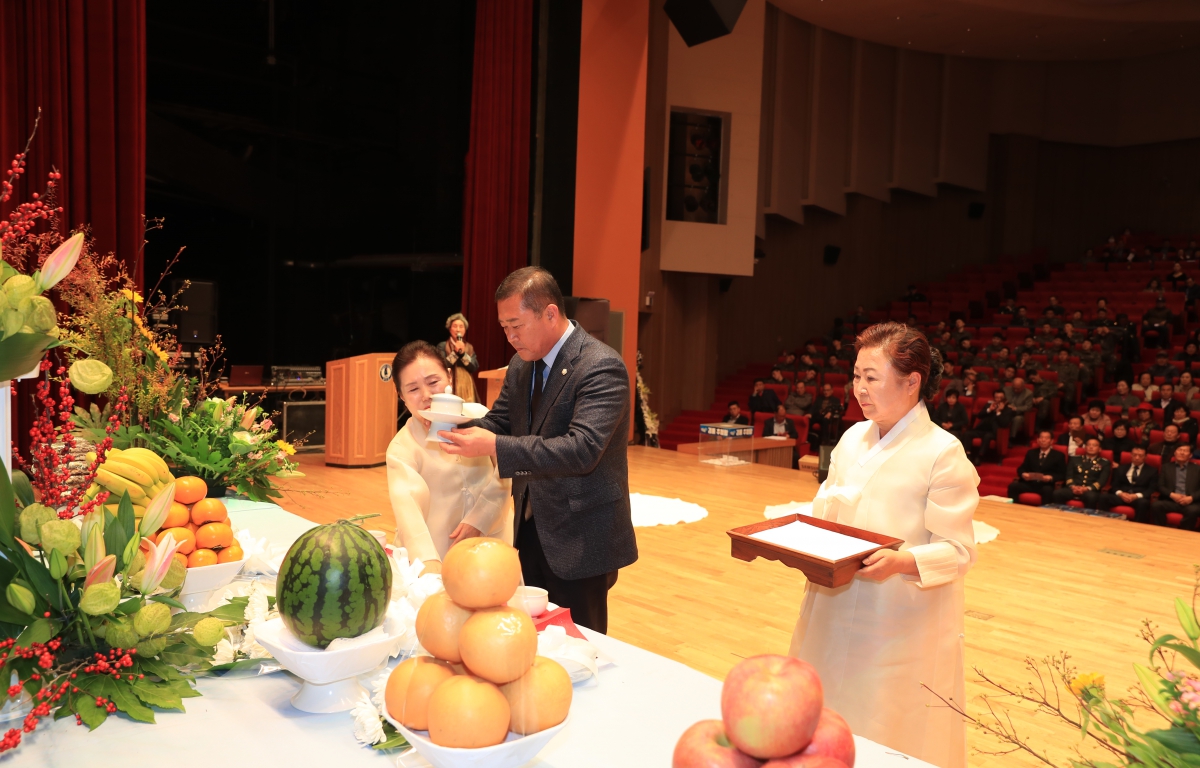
<box><xmin>0</xmin><ymin>110</ymin><xmax>63</xmax><ymax>247</ymax></box>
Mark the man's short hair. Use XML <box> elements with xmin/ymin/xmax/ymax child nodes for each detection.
<box><xmin>1038</xmin><ymin>429</ymin><xmax>1053</xmax><ymax>438</ymax></box>
<box><xmin>1088</xmin><ymin>399</ymin><xmax>1104</xmax><ymax>410</ymax></box>
<box><xmin>1086</xmin><ymin>437</ymin><xmax>1101</xmax><ymax>446</ymax></box>
<box><xmin>728</xmin><ymin>400</ymin><xmax>739</xmax><ymax>407</ymax></box>
<box><xmin>1131</xmin><ymin>445</ymin><xmax>1146</xmax><ymax>453</ymax></box>
<box><xmin>495</xmin><ymin>266</ymin><xmax>565</xmax><ymax>316</ymax></box>
<box><xmin>945</xmin><ymin>388</ymin><xmax>960</xmax><ymax>398</ymax></box>
<box><xmin>754</xmin><ymin>378</ymin><xmax>765</xmax><ymax>384</ymax></box>
<box><xmin>1068</xmin><ymin>415</ymin><xmax>1083</xmax><ymax>424</ymax></box>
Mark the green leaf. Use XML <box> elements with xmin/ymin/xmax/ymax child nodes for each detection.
<box><xmin>167</xmin><ymin>611</ymin><xmax>205</xmax><ymax>633</ymax></box>
<box><xmin>0</xmin><ymin>333</ymin><xmax>52</xmax><ymax>383</ymax></box>
<box><xmin>204</xmin><ymin>596</ymin><xmax>249</xmax><ymax>623</ymax></box>
<box><xmin>116</xmin><ymin>597</ymin><xmax>145</xmax><ymax>616</ymax></box>
<box><xmin>205</xmin><ymin>658</ymin><xmax>270</xmax><ymax>675</ymax></box>
<box><xmin>1147</xmin><ymin>727</ymin><xmax>1200</xmax><ymax>754</ymax></box>
<box><xmin>1158</xmin><ymin>641</ymin><xmax>1200</xmax><ymax>671</ymax></box>
<box><xmin>116</xmin><ymin>493</ymin><xmax>136</xmax><ymax>546</ymax></box>
<box><xmin>10</xmin><ymin>470</ymin><xmax>33</xmax><ymax>509</ymax></box>
<box><xmin>0</xmin><ymin>462</ymin><xmax>16</xmax><ymax>552</ymax></box>
<box><xmin>103</xmin><ymin>505</ymin><xmax>131</xmax><ymax>572</ymax></box>
<box><xmin>163</xmin><ymin>678</ymin><xmax>203</xmax><ymax>699</ymax></box>
<box><xmin>372</xmin><ymin>722</ymin><xmax>411</xmax><ymax>752</ymax></box>
<box><xmin>15</xmin><ymin>619</ymin><xmax>57</xmax><ymax>648</ymax></box>
<box><xmin>131</xmin><ymin>680</ymin><xmax>184</xmax><ymax>711</ymax></box>
<box><xmin>73</xmin><ymin>694</ymin><xmax>109</xmax><ymax>730</ymax></box>
<box><xmin>1177</xmin><ymin>597</ymin><xmax>1200</xmax><ymax>642</ymax></box>
<box><xmin>149</xmin><ymin>594</ymin><xmax>186</xmax><ymax>611</ymax></box>
<box><xmin>136</xmin><ymin>656</ymin><xmax>182</xmax><ymax>682</ymax></box>
<box><xmin>14</xmin><ymin>547</ymin><xmax>60</xmax><ymax>610</ymax></box>
<box><xmin>1135</xmin><ymin>663</ymin><xmax>1175</xmax><ymax>719</ymax></box>
<box><xmin>108</xmin><ymin>679</ymin><xmax>155</xmax><ymax>723</ymax></box>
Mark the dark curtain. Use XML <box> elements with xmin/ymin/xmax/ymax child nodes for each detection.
<box><xmin>0</xmin><ymin>0</ymin><xmax>146</xmax><ymax>459</ymax></box>
<box><xmin>460</xmin><ymin>0</ymin><xmax>533</xmax><ymax>372</ymax></box>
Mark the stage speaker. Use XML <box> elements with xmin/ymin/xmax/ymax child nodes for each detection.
<box><xmin>172</xmin><ymin>280</ymin><xmax>217</xmax><ymax>344</ymax></box>
<box><xmin>283</xmin><ymin>401</ymin><xmax>325</xmax><ymax>449</ymax></box>
<box><xmin>817</xmin><ymin>444</ymin><xmax>834</xmax><ymax>483</ymax></box>
<box><xmin>967</xmin><ymin>202</ymin><xmax>986</xmax><ymax>219</ymax></box>
<box><xmin>823</xmin><ymin>245</ymin><xmax>841</xmax><ymax>265</ymax></box>
<box><xmin>663</xmin><ymin>0</ymin><xmax>748</xmax><ymax>47</ymax></box>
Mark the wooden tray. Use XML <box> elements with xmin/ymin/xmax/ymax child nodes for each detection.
<box><xmin>727</xmin><ymin>514</ymin><xmax>904</xmax><ymax>588</ymax></box>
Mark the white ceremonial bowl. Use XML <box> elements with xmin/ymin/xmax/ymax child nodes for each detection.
<box><xmin>253</xmin><ymin>617</ymin><xmax>399</xmax><ymax>713</ymax></box>
<box><xmin>507</xmin><ymin>586</ymin><xmax>548</xmax><ymax>617</ymax></box>
<box><xmin>383</xmin><ymin>705</ymin><xmax>568</xmax><ymax>768</ymax></box>
<box><xmin>430</xmin><ymin>393</ymin><xmax>465</xmax><ymax>415</ymax></box>
<box><xmin>179</xmin><ymin>557</ymin><xmax>247</xmax><ymax>611</ymax></box>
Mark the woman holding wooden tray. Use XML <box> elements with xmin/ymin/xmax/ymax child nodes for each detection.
<box><xmin>789</xmin><ymin>321</ymin><xmax>979</xmax><ymax>768</ymax></box>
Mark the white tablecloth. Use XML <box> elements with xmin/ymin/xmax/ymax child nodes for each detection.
<box><xmin>22</xmin><ymin>501</ymin><xmax>931</xmax><ymax>767</ymax></box>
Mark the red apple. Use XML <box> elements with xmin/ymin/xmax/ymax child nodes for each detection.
<box><xmin>721</xmin><ymin>655</ymin><xmax>824</xmax><ymax>759</ymax></box>
<box><xmin>762</xmin><ymin>756</ymin><xmax>848</xmax><ymax>768</ymax></box>
<box><xmin>796</xmin><ymin>708</ymin><xmax>855</xmax><ymax>766</ymax></box>
<box><xmin>673</xmin><ymin>720</ymin><xmax>764</xmax><ymax>768</ymax></box>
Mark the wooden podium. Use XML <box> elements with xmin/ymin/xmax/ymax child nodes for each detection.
<box><xmin>478</xmin><ymin>367</ymin><xmax>508</xmax><ymax>409</ymax></box>
<box><xmin>325</xmin><ymin>353</ymin><xmax>398</xmax><ymax>468</ymax></box>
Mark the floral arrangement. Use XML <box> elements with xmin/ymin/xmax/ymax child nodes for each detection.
<box><xmin>149</xmin><ymin>396</ymin><xmax>300</xmax><ymax>503</ymax></box>
<box><xmin>928</xmin><ymin>569</ymin><xmax>1200</xmax><ymax>766</ymax></box>
<box><xmin>635</xmin><ymin>350</ymin><xmax>659</xmax><ymax>448</ymax></box>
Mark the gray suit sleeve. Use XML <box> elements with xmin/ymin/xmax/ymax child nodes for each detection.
<box><xmin>494</xmin><ymin>355</ymin><xmax>628</xmax><ymax>479</ymax></box>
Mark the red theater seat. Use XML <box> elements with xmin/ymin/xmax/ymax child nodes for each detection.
<box><xmin>1017</xmin><ymin>493</ymin><xmax>1043</xmax><ymax>506</ymax></box>
<box><xmin>1110</xmin><ymin>505</ymin><xmax>1136</xmax><ymax>520</ymax></box>
<box><xmin>1066</xmin><ymin>500</ymin><xmax>1085</xmax><ymax>508</ymax></box>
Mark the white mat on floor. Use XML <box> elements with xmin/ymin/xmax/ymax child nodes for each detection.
<box><xmin>629</xmin><ymin>493</ymin><xmax>709</xmax><ymax>527</ymax></box>
<box><xmin>763</xmin><ymin>502</ymin><xmax>1001</xmax><ymax>545</ymax></box>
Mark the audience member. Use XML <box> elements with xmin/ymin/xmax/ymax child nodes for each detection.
<box><xmin>1145</xmin><ymin>277</ymin><xmax>1164</xmax><ymax>293</ymax></box>
<box><xmin>1167</xmin><ymin>262</ymin><xmax>1188</xmax><ymax>290</ymax></box>
<box><xmin>830</xmin><ymin>338</ymin><xmax>853</xmax><ymax>361</ymax></box>
<box><xmin>1133</xmin><ymin>371</ymin><xmax>1159</xmax><ymax>401</ymax></box>
<box><xmin>1098</xmin><ymin>446</ymin><xmax>1157</xmax><ymax>523</ymax></box>
<box><xmin>965</xmin><ymin>391</ymin><xmax>1012</xmax><ymax>464</ymax></box>
<box><xmin>982</xmin><ymin>334</ymin><xmax>1006</xmax><ymax>356</ymax></box>
<box><xmin>763</xmin><ymin>405</ymin><xmax>801</xmax><ymax>469</ymax></box>
<box><xmin>1143</xmin><ymin>297</ymin><xmax>1174</xmax><ymax>348</ymax></box>
<box><xmin>933</xmin><ymin>389</ymin><xmax>969</xmax><ymax>441</ymax></box>
<box><xmin>1081</xmin><ymin>400</ymin><xmax>1112</xmax><ymax>435</ymax></box>
<box><xmin>1003</xmin><ymin>378</ymin><xmax>1033</xmax><ymax>439</ymax></box>
<box><xmin>785</xmin><ymin>381</ymin><xmax>812</xmax><ymax>416</ymax></box>
<box><xmin>1027</xmin><ymin>371</ymin><xmax>1056</xmax><ymax>430</ymax></box>
<box><xmin>1057</xmin><ymin>415</ymin><xmax>1087</xmax><ymax>456</ymax></box>
<box><xmin>1035</xmin><ymin>324</ymin><xmax>1059</xmax><ymax>346</ymax></box>
<box><xmin>1044</xmin><ymin>296</ymin><xmax>1066</xmax><ymax>316</ymax></box>
<box><xmin>748</xmin><ymin>379</ymin><xmax>782</xmax><ymax>415</ymax></box>
<box><xmin>1107</xmin><ymin>380</ymin><xmax>1140</xmax><ymax>409</ymax></box>
<box><xmin>1090</xmin><ymin>307</ymin><xmax>1115</xmax><ymax>329</ymax></box>
<box><xmin>1051</xmin><ymin>438</ymin><xmax>1110</xmax><ymax>508</ymax></box>
<box><xmin>1149</xmin><ymin>351</ymin><xmax>1178</xmax><ymax>382</ymax></box>
<box><xmin>1007</xmin><ymin>430</ymin><xmax>1066</xmax><ymax>505</ymax></box>
<box><xmin>1150</xmin><ymin>444</ymin><xmax>1200</xmax><ymax>529</ymax></box>
<box><xmin>1134</xmin><ymin>405</ymin><xmax>1157</xmax><ymax>441</ymax></box>
<box><xmin>1048</xmin><ymin>349</ymin><xmax>1081</xmax><ymax>413</ymax></box>
<box><xmin>1153</xmin><ymin>382</ymin><xmax>1177</xmax><ymax>413</ymax></box>
<box><xmin>848</xmin><ymin>305</ymin><xmax>870</xmax><ymax>330</ymax></box>
<box><xmin>957</xmin><ymin>339</ymin><xmax>977</xmax><ymax>368</ymax></box>
<box><xmin>1182</xmin><ymin>371</ymin><xmax>1200</xmax><ymax>406</ymax></box>
<box><xmin>1062</xmin><ymin>322</ymin><xmax>1086</xmax><ymax>345</ymax></box>
<box><xmin>723</xmin><ymin>401</ymin><xmax>749</xmax><ymax>425</ymax></box>
<box><xmin>1012</xmin><ymin>306</ymin><xmax>1033</xmax><ymax>328</ymax></box>
<box><xmin>1167</xmin><ymin>402</ymin><xmax>1199</xmax><ymax>443</ymax></box>
<box><xmin>1102</xmin><ymin>421</ymin><xmax>1136</xmax><ymax>465</ymax></box>
<box><xmin>1180</xmin><ymin>343</ymin><xmax>1200</xmax><ymax>372</ymax></box>
<box><xmin>1150</xmin><ymin>424</ymin><xmax>1185</xmax><ymax>461</ymax></box>
<box><xmin>901</xmin><ymin>284</ymin><xmax>927</xmax><ymax>303</ymax></box>
<box><xmin>809</xmin><ymin>383</ymin><xmax>844</xmax><ymax>448</ymax></box>
<box><xmin>769</xmin><ymin>368</ymin><xmax>787</xmax><ymax>386</ymax></box>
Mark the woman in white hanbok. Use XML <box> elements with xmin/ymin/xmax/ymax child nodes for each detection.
<box><xmin>385</xmin><ymin>342</ymin><xmax>511</xmax><ymax>573</ymax></box>
<box><xmin>790</xmin><ymin>322</ymin><xmax>978</xmax><ymax>768</ymax></box>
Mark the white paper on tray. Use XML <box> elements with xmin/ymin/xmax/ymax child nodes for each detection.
<box><xmin>749</xmin><ymin>520</ymin><xmax>880</xmax><ymax>561</ymax></box>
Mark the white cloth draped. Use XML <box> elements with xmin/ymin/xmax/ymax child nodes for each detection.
<box><xmin>789</xmin><ymin>401</ymin><xmax>979</xmax><ymax>768</ymax></box>
<box><xmin>385</xmin><ymin>417</ymin><xmax>512</xmax><ymax>564</ymax></box>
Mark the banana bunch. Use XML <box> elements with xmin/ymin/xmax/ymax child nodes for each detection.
<box><xmin>83</xmin><ymin>447</ymin><xmax>174</xmax><ymax>518</ymax></box>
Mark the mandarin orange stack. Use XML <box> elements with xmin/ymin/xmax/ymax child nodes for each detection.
<box><xmin>149</xmin><ymin>476</ymin><xmax>242</xmax><ymax>568</ymax></box>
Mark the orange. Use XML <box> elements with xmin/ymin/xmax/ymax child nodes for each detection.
<box><xmin>172</xmin><ymin>553</ymin><xmax>188</xmax><ymax>568</ymax></box>
<box><xmin>158</xmin><ymin>526</ymin><xmax>195</xmax><ymax>555</ymax></box>
<box><xmin>426</xmin><ymin>675</ymin><xmax>510</xmax><ymax>748</ymax></box>
<box><xmin>458</xmin><ymin>606</ymin><xmax>537</xmax><ymax>685</ymax></box>
<box><xmin>499</xmin><ymin>656</ymin><xmax>572</xmax><ymax>734</ymax></box>
<box><xmin>384</xmin><ymin>656</ymin><xmax>456</xmax><ymax>730</ymax></box>
<box><xmin>216</xmin><ymin>544</ymin><xmax>244</xmax><ymax>563</ymax></box>
<box><xmin>174</xmin><ymin>476</ymin><xmax>207</xmax><ymax>505</ymax></box>
<box><xmin>190</xmin><ymin>498</ymin><xmax>228</xmax><ymax>526</ymax></box>
<box><xmin>442</xmin><ymin>537</ymin><xmax>521</xmax><ymax>609</ymax></box>
<box><xmin>187</xmin><ymin>521</ymin><xmax>199</xmax><ymax>533</ymax></box>
<box><xmin>195</xmin><ymin>522</ymin><xmax>233</xmax><ymax>551</ymax></box>
<box><xmin>415</xmin><ymin>592</ymin><xmax>474</xmax><ymax>663</ymax></box>
<box><xmin>187</xmin><ymin>548</ymin><xmax>218</xmax><ymax>568</ymax></box>
<box><xmin>162</xmin><ymin>502</ymin><xmax>191</xmax><ymax>530</ymax></box>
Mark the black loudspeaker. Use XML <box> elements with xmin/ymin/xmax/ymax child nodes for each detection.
<box><xmin>823</xmin><ymin>245</ymin><xmax>841</xmax><ymax>265</ymax></box>
<box><xmin>967</xmin><ymin>202</ymin><xmax>986</xmax><ymax>220</ymax></box>
<box><xmin>663</xmin><ymin>0</ymin><xmax>748</xmax><ymax>47</ymax></box>
<box><xmin>173</xmin><ymin>280</ymin><xmax>218</xmax><ymax>344</ymax></box>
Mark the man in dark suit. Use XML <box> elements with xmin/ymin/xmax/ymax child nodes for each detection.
<box><xmin>748</xmin><ymin>379</ymin><xmax>782</xmax><ymax>417</ymax></box>
<box><xmin>443</xmin><ymin>267</ymin><xmax>638</xmax><ymax>632</ymax></box>
<box><xmin>762</xmin><ymin>405</ymin><xmax>801</xmax><ymax>468</ymax></box>
<box><xmin>1097</xmin><ymin>446</ymin><xmax>1158</xmax><ymax>524</ymax></box>
<box><xmin>1151</xmin><ymin>444</ymin><xmax>1200</xmax><ymax>529</ymax></box>
<box><xmin>1007</xmin><ymin>430</ymin><xmax>1067</xmax><ymax>505</ymax></box>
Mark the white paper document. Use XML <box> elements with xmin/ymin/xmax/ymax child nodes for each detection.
<box><xmin>749</xmin><ymin>520</ymin><xmax>881</xmax><ymax>561</ymax></box>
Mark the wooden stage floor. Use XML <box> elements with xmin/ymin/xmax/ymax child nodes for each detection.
<box><xmin>273</xmin><ymin>446</ymin><xmax>1198</xmax><ymax>767</ymax></box>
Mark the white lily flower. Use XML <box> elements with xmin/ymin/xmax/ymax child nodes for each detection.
<box><xmin>34</xmin><ymin>232</ymin><xmax>84</xmax><ymax>292</ymax></box>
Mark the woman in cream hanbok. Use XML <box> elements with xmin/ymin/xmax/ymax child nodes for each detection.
<box><xmin>385</xmin><ymin>341</ymin><xmax>511</xmax><ymax>572</ymax></box>
<box><xmin>790</xmin><ymin>323</ymin><xmax>979</xmax><ymax>768</ymax></box>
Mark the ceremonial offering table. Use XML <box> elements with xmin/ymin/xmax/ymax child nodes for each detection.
<box><xmin>28</xmin><ymin>502</ymin><xmax>931</xmax><ymax>768</ymax></box>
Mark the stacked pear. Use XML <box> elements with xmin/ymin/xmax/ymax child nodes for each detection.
<box><xmin>84</xmin><ymin>447</ymin><xmax>174</xmax><ymax>518</ymax></box>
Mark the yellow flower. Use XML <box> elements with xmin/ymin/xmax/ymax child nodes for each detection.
<box><xmin>275</xmin><ymin>440</ymin><xmax>296</xmax><ymax>456</ymax></box>
<box><xmin>1069</xmin><ymin>673</ymin><xmax>1105</xmax><ymax>696</ymax></box>
<box><xmin>119</xmin><ymin>289</ymin><xmax>144</xmax><ymax>304</ymax></box>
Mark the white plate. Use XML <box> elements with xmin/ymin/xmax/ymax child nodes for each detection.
<box><xmin>179</xmin><ymin>557</ymin><xmax>248</xmax><ymax>610</ymax></box>
<box><xmin>383</xmin><ymin>704</ymin><xmax>568</xmax><ymax>768</ymax></box>
<box><xmin>416</xmin><ymin>410</ymin><xmax>475</xmax><ymax>425</ymax></box>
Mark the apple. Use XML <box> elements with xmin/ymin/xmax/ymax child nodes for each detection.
<box><xmin>721</xmin><ymin>655</ymin><xmax>824</xmax><ymax>759</ymax></box>
<box><xmin>762</xmin><ymin>756</ymin><xmax>848</xmax><ymax>768</ymax></box>
<box><xmin>795</xmin><ymin>708</ymin><xmax>854</xmax><ymax>765</ymax></box>
<box><xmin>673</xmin><ymin>720</ymin><xmax>764</xmax><ymax>768</ymax></box>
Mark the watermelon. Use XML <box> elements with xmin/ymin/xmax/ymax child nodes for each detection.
<box><xmin>276</xmin><ymin>520</ymin><xmax>393</xmax><ymax>648</ymax></box>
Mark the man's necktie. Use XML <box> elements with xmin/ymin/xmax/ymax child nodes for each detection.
<box><xmin>530</xmin><ymin>359</ymin><xmax>546</xmax><ymax>430</ymax></box>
